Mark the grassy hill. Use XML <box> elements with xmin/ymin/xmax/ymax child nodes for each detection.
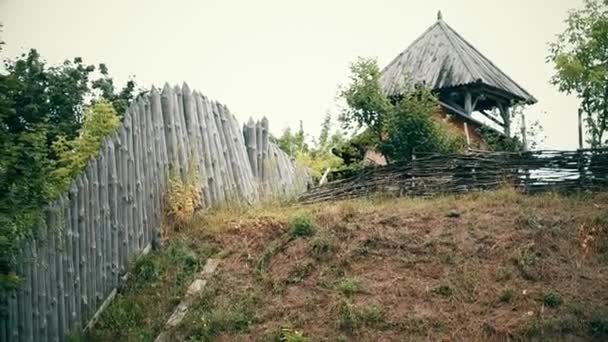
<box><xmin>88</xmin><ymin>189</ymin><xmax>608</xmax><ymax>341</ymax></box>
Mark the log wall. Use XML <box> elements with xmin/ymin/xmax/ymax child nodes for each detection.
<box><xmin>1</xmin><ymin>83</ymin><xmax>309</xmax><ymax>342</ymax></box>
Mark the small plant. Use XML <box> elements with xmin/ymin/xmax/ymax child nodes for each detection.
<box><xmin>288</xmin><ymin>214</ymin><xmax>316</xmax><ymax>237</ymax></box>
<box><xmin>133</xmin><ymin>256</ymin><xmax>161</xmax><ymax>284</ymax></box>
<box><xmin>433</xmin><ymin>285</ymin><xmax>453</xmax><ymax>297</ymax></box>
<box><xmin>337</xmin><ymin>278</ymin><xmax>361</xmax><ymax>297</ymax></box>
<box><xmin>357</xmin><ymin>305</ymin><xmax>386</xmax><ymax>327</ymax></box>
<box><xmin>310</xmin><ymin>237</ymin><xmax>332</xmax><ymax>260</ymax></box>
<box><xmin>543</xmin><ymin>291</ymin><xmax>562</xmax><ymax>308</ymax></box>
<box><xmin>499</xmin><ymin>288</ymin><xmax>514</xmax><ymax>303</ymax></box>
<box><xmin>280</xmin><ymin>328</ymin><xmax>308</xmax><ymax>342</ymax></box>
<box><xmin>589</xmin><ymin>315</ymin><xmax>608</xmax><ymax>337</ymax></box>
<box><xmin>336</xmin><ymin>300</ymin><xmax>357</xmax><ymax>333</ymax></box>
<box><xmin>164</xmin><ymin>159</ymin><xmax>202</xmax><ymax>233</ymax></box>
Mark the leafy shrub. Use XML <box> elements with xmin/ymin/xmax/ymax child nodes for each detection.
<box><xmin>339</xmin><ymin>57</ymin><xmax>463</xmax><ymax>162</ymax></box>
<box><xmin>288</xmin><ymin>214</ymin><xmax>315</xmax><ymax>237</ymax></box>
<box><xmin>544</xmin><ymin>291</ymin><xmax>563</xmax><ymax>308</ymax></box>
<box><xmin>337</xmin><ymin>278</ymin><xmax>361</xmax><ymax>297</ymax></box>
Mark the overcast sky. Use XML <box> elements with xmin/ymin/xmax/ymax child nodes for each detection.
<box><xmin>1</xmin><ymin>0</ymin><xmax>583</xmax><ymax>149</ymax></box>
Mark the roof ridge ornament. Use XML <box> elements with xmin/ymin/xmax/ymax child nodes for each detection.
<box><xmin>437</xmin><ymin>10</ymin><xmax>443</xmax><ymax>21</ymax></box>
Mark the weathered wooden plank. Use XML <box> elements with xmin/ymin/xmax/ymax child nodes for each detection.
<box><xmin>161</xmin><ymin>84</ymin><xmax>179</xmax><ymax>174</ymax></box>
<box><xmin>46</xmin><ymin>203</ymin><xmax>58</xmax><ymax>342</ymax></box>
<box><xmin>69</xmin><ymin>181</ymin><xmax>81</xmax><ymax>331</ymax></box>
<box><xmin>195</xmin><ymin>92</ymin><xmax>217</xmax><ymax>205</ymax></box>
<box><xmin>107</xmin><ymin>137</ymin><xmax>119</xmax><ymax>290</ymax></box>
<box><xmin>98</xmin><ymin>142</ymin><xmax>110</xmax><ymax>300</ymax></box>
<box><xmin>202</xmin><ymin>96</ymin><xmax>225</xmax><ymax>203</ymax></box>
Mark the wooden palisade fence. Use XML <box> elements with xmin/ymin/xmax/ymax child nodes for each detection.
<box><xmin>0</xmin><ymin>83</ymin><xmax>309</xmax><ymax>342</ymax></box>
<box><xmin>300</xmin><ymin>149</ymin><xmax>608</xmax><ymax>203</ymax></box>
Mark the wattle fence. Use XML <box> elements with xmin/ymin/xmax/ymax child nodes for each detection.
<box><xmin>0</xmin><ymin>84</ymin><xmax>309</xmax><ymax>342</ymax></box>
<box><xmin>300</xmin><ymin>149</ymin><xmax>608</xmax><ymax>203</ymax></box>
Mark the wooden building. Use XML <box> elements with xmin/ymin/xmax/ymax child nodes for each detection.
<box><xmin>380</xmin><ymin>11</ymin><xmax>537</xmax><ymax>146</ymax></box>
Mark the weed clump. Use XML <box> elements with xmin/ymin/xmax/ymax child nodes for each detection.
<box><xmin>499</xmin><ymin>288</ymin><xmax>514</xmax><ymax>303</ymax></box>
<box><xmin>337</xmin><ymin>278</ymin><xmax>361</xmax><ymax>297</ymax></box>
<box><xmin>164</xmin><ymin>161</ymin><xmax>201</xmax><ymax>233</ymax></box>
<box><xmin>280</xmin><ymin>328</ymin><xmax>308</xmax><ymax>342</ymax></box>
<box><xmin>288</xmin><ymin>214</ymin><xmax>316</xmax><ymax>238</ymax></box>
<box><xmin>433</xmin><ymin>285</ymin><xmax>453</xmax><ymax>297</ymax></box>
<box><xmin>543</xmin><ymin>291</ymin><xmax>562</xmax><ymax>308</ymax></box>
<box><xmin>310</xmin><ymin>237</ymin><xmax>333</xmax><ymax>260</ymax></box>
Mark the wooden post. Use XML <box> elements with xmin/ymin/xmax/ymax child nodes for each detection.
<box><xmin>578</xmin><ymin>108</ymin><xmax>583</xmax><ymax>149</ymax></box>
<box><xmin>464</xmin><ymin>91</ymin><xmax>473</xmax><ymax>115</ymax></box>
<box><xmin>520</xmin><ymin>110</ymin><xmax>528</xmax><ymax>151</ymax></box>
<box><xmin>499</xmin><ymin>103</ymin><xmax>511</xmax><ymax>138</ymax></box>
<box><xmin>463</xmin><ymin>122</ymin><xmax>471</xmax><ymax>147</ymax></box>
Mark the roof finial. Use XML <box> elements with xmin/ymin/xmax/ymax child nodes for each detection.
<box><xmin>437</xmin><ymin>10</ymin><xmax>443</xmax><ymax>21</ymax></box>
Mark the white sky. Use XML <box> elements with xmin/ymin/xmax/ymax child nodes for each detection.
<box><xmin>0</xmin><ymin>0</ymin><xmax>583</xmax><ymax>149</ymax></box>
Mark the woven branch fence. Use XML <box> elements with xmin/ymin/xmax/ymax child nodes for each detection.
<box><xmin>0</xmin><ymin>83</ymin><xmax>309</xmax><ymax>342</ymax></box>
<box><xmin>300</xmin><ymin>149</ymin><xmax>608</xmax><ymax>203</ymax></box>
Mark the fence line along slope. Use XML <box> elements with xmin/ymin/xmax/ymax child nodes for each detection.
<box><xmin>1</xmin><ymin>83</ymin><xmax>309</xmax><ymax>342</ymax></box>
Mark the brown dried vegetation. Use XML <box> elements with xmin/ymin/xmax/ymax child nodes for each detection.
<box><xmin>116</xmin><ymin>189</ymin><xmax>608</xmax><ymax>341</ymax></box>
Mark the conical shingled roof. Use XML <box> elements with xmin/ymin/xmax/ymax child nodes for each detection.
<box><xmin>380</xmin><ymin>15</ymin><xmax>536</xmax><ymax>104</ymax></box>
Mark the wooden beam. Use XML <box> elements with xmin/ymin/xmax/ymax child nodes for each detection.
<box><xmin>464</xmin><ymin>122</ymin><xmax>471</xmax><ymax>146</ymax></box>
<box><xmin>441</xmin><ymin>99</ymin><xmax>467</xmax><ymax>114</ymax></box>
<box><xmin>464</xmin><ymin>92</ymin><xmax>473</xmax><ymax>115</ymax></box>
<box><xmin>478</xmin><ymin>110</ymin><xmax>506</xmax><ymax>127</ymax></box>
<box><xmin>520</xmin><ymin>110</ymin><xmax>528</xmax><ymax>151</ymax></box>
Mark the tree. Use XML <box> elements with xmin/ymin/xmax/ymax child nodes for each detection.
<box><xmin>0</xmin><ymin>45</ymin><xmax>135</xmax><ymax>299</ymax></box>
<box><xmin>276</xmin><ymin>120</ymin><xmax>309</xmax><ymax>157</ymax></box>
<box><xmin>548</xmin><ymin>0</ymin><xmax>608</xmax><ymax>148</ymax></box>
<box><xmin>340</xmin><ymin>57</ymin><xmax>462</xmax><ymax>162</ymax></box>
<box><xmin>92</xmin><ymin>63</ymin><xmax>136</xmax><ymax>117</ymax></box>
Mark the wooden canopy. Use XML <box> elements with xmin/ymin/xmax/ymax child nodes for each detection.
<box><xmin>380</xmin><ymin>11</ymin><xmax>537</xmax><ymax>136</ymax></box>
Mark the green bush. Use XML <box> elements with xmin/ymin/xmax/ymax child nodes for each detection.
<box><xmin>544</xmin><ymin>291</ymin><xmax>563</xmax><ymax>308</ymax></box>
<box><xmin>288</xmin><ymin>214</ymin><xmax>316</xmax><ymax>238</ymax></box>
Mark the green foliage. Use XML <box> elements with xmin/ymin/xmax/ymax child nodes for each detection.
<box><xmin>0</xmin><ymin>46</ymin><xmax>135</xmax><ymax>298</ymax></box>
<box><xmin>280</xmin><ymin>328</ymin><xmax>308</xmax><ymax>342</ymax></box>
<box><xmin>52</xmin><ymin>100</ymin><xmax>120</xmax><ymax>187</ymax></box>
<box><xmin>276</xmin><ymin>113</ymin><xmax>346</xmax><ymax>181</ymax></box>
<box><xmin>276</xmin><ymin>121</ymin><xmax>309</xmax><ymax>157</ymax></box>
<box><xmin>288</xmin><ymin>214</ymin><xmax>316</xmax><ymax>237</ymax></box>
<box><xmin>339</xmin><ymin>57</ymin><xmax>392</xmax><ymax>136</ymax></box>
<box><xmin>335</xmin><ymin>301</ymin><xmax>387</xmax><ymax>333</ymax></box>
<box><xmin>478</xmin><ymin>125</ymin><xmax>525</xmax><ymax>152</ymax></box>
<box><xmin>499</xmin><ymin>288</ymin><xmax>514</xmax><ymax>303</ymax></box>
<box><xmin>544</xmin><ymin>291</ymin><xmax>563</xmax><ymax>308</ymax></box>
<box><xmin>337</xmin><ymin>278</ymin><xmax>361</xmax><ymax>297</ymax></box>
<box><xmin>433</xmin><ymin>285</ymin><xmax>453</xmax><ymax>297</ymax></box>
<box><xmin>340</xmin><ymin>57</ymin><xmax>462</xmax><ymax>162</ymax></box>
<box><xmin>548</xmin><ymin>0</ymin><xmax>608</xmax><ymax>147</ymax></box>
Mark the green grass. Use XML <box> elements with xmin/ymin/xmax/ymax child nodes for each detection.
<box><xmin>498</xmin><ymin>288</ymin><xmax>514</xmax><ymax>303</ymax></box>
<box><xmin>288</xmin><ymin>214</ymin><xmax>316</xmax><ymax>238</ymax></box>
<box><xmin>337</xmin><ymin>277</ymin><xmax>361</xmax><ymax>297</ymax></box>
<box><xmin>88</xmin><ymin>238</ymin><xmax>215</xmax><ymax>341</ymax></box>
